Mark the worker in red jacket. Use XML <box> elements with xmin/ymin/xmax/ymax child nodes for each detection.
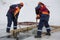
<box><xmin>6</xmin><ymin>2</ymin><xmax>24</xmax><ymax>33</ymax></box>
<box><xmin>35</xmin><ymin>2</ymin><xmax>51</xmax><ymax>38</ymax></box>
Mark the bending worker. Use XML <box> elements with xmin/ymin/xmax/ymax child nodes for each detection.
<box><xmin>6</xmin><ymin>2</ymin><xmax>24</xmax><ymax>33</ymax></box>
<box><xmin>35</xmin><ymin>2</ymin><xmax>51</xmax><ymax>38</ymax></box>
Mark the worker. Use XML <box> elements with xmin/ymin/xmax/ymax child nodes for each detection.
<box><xmin>6</xmin><ymin>2</ymin><xmax>24</xmax><ymax>33</ymax></box>
<box><xmin>35</xmin><ymin>2</ymin><xmax>51</xmax><ymax>38</ymax></box>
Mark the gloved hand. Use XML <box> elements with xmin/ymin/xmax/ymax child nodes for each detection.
<box><xmin>36</xmin><ymin>14</ymin><xmax>40</xmax><ymax>19</ymax></box>
<box><xmin>13</xmin><ymin>15</ymin><xmax>16</xmax><ymax>19</ymax></box>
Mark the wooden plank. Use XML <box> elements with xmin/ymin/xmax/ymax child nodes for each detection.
<box><xmin>8</xmin><ymin>25</ymin><xmax>60</xmax><ymax>38</ymax></box>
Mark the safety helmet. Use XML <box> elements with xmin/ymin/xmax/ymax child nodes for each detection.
<box><xmin>20</xmin><ymin>2</ymin><xmax>24</xmax><ymax>7</ymax></box>
<box><xmin>38</xmin><ymin>2</ymin><xmax>43</xmax><ymax>5</ymax></box>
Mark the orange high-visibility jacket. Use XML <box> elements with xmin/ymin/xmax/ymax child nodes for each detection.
<box><xmin>40</xmin><ymin>5</ymin><xmax>50</xmax><ymax>15</ymax></box>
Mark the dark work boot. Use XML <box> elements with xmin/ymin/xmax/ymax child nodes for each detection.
<box><xmin>6</xmin><ymin>28</ymin><xmax>10</xmax><ymax>33</ymax></box>
<box><xmin>35</xmin><ymin>31</ymin><xmax>42</xmax><ymax>38</ymax></box>
<box><xmin>35</xmin><ymin>35</ymin><xmax>41</xmax><ymax>38</ymax></box>
<box><xmin>46</xmin><ymin>29</ymin><xmax>51</xmax><ymax>36</ymax></box>
<box><xmin>13</xmin><ymin>26</ymin><xmax>17</xmax><ymax>30</ymax></box>
<box><xmin>46</xmin><ymin>32</ymin><xmax>51</xmax><ymax>36</ymax></box>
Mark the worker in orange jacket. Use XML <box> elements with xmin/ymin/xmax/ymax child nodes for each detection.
<box><xmin>6</xmin><ymin>2</ymin><xmax>24</xmax><ymax>33</ymax></box>
<box><xmin>35</xmin><ymin>2</ymin><xmax>51</xmax><ymax>38</ymax></box>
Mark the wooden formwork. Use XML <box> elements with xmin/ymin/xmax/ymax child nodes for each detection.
<box><xmin>10</xmin><ymin>25</ymin><xmax>60</xmax><ymax>35</ymax></box>
<box><xmin>9</xmin><ymin>21</ymin><xmax>60</xmax><ymax>38</ymax></box>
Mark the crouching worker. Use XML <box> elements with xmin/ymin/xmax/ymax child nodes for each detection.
<box><xmin>35</xmin><ymin>2</ymin><xmax>51</xmax><ymax>38</ymax></box>
<box><xmin>6</xmin><ymin>2</ymin><xmax>24</xmax><ymax>33</ymax></box>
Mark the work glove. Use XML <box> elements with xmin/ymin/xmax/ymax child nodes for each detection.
<box><xmin>36</xmin><ymin>14</ymin><xmax>40</xmax><ymax>19</ymax></box>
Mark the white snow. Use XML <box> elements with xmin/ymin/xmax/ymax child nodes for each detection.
<box><xmin>0</xmin><ymin>0</ymin><xmax>60</xmax><ymax>26</ymax></box>
<box><xmin>0</xmin><ymin>26</ymin><xmax>60</xmax><ymax>40</ymax></box>
<box><xmin>24</xmin><ymin>32</ymin><xmax>60</xmax><ymax>40</ymax></box>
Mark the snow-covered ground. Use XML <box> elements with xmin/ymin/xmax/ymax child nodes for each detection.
<box><xmin>0</xmin><ymin>26</ymin><xmax>60</xmax><ymax>40</ymax></box>
<box><xmin>24</xmin><ymin>32</ymin><xmax>60</xmax><ymax>40</ymax></box>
